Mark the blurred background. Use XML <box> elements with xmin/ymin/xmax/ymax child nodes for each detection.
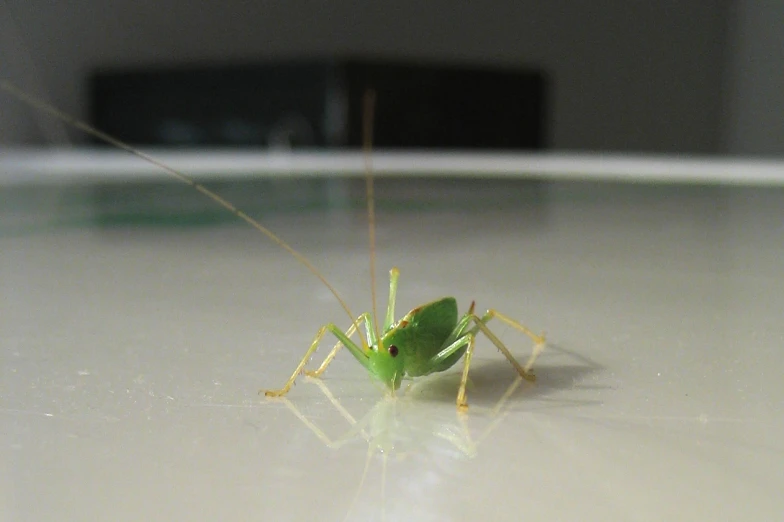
<box><xmin>1</xmin><ymin>0</ymin><xmax>781</xmax><ymax>156</ymax></box>
<box><xmin>3</xmin><ymin>0</ymin><xmax>783</xmax><ymax>232</ymax></box>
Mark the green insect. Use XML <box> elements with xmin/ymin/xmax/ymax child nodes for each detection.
<box><xmin>264</xmin><ymin>269</ymin><xmax>546</xmax><ymax>410</ymax></box>
<box><xmin>1</xmin><ymin>81</ymin><xmax>546</xmax><ymax>410</ymax></box>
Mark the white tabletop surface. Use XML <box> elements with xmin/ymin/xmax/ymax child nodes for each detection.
<box><xmin>2</xmin><ymin>174</ymin><xmax>783</xmax><ymax>521</ymax></box>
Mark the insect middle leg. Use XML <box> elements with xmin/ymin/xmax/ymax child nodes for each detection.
<box><xmin>262</xmin><ymin>316</ymin><xmax>371</xmax><ymax>398</ymax></box>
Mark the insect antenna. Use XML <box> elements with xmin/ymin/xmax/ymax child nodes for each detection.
<box><xmin>362</xmin><ymin>88</ymin><xmax>382</xmax><ymax>348</ymax></box>
<box><xmin>0</xmin><ymin>80</ymin><xmax>367</xmax><ymax>350</ymax></box>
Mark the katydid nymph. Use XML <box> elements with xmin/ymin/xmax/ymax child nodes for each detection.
<box><xmin>1</xmin><ymin>80</ymin><xmax>546</xmax><ymax>410</ymax></box>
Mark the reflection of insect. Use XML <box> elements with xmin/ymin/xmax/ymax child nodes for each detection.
<box><xmin>283</xmin><ymin>373</ymin><xmax>528</xmax><ymax>459</ymax></box>
<box><xmin>1</xmin><ymin>81</ymin><xmax>545</xmax><ymax>410</ymax></box>
<box><xmin>281</xmin><ymin>375</ymin><xmax>528</xmax><ymax>521</ymax></box>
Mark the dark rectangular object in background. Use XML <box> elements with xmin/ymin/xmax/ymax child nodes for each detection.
<box><xmin>89</xmin><ymin>59</ymin><xmax>547</xmax><ymax>150</ymax></box>
<box><xmin>343</xmin><ymin>61</ymin><xmax>547</xmax><ymax>150</ymax></box>
<box><xmin>89</xmin><ymin>62</ymin><xmax>337</xmax><ymax>148</ymax></box>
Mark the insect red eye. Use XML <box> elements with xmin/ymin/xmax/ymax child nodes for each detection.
<box><xmin>389</xmin><ymin>345</ymin><xmax>399</xmax><ymax>357</ymax></box>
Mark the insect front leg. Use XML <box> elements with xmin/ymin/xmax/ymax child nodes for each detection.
<box><xmin>262</xmin><ymin>323</ymin><xmax>370</xmax><ymax>398</ymax></box>
<box><xmin>304</xmin><ymin>313</ymin><xmax>373</xmax><ymax>378</ymax></box>
<box><xmin>383</xmin><ymin>267</ymin><xmax>400</xmax><ymax>331</ymax></box>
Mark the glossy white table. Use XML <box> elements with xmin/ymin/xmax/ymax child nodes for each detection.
<box><xmin>2</xmin><ymin>165</ymin><xmax>783</xmax><ymax>521</ymax></box>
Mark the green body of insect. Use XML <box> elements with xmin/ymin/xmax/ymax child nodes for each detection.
<box><xmin>264</xmin><ymin>267</ymin><xmax>546</xmax><ymax>410</ymax></box>
<box><xmin>1</xmin><ymin>81</ymin><xmax>546</xmax><ymax>411</ymax></box>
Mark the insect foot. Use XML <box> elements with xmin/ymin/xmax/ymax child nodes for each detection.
<box><xmin>522</xmin><ymin>334</ymin><xmax>548</xmax><ymax>380</ymax></box>
<box><xmin>261</xmin><ymin>388</ymin><xmax>287</xmax><ymax>398</ymax></box>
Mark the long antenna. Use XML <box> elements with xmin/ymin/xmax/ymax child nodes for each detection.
<box><xmin>362</xmin><ymin>89</ymin><xmax>381</xmax><ymax>348</ymax></box>
<box><xmin>0</xmin><ymin>80</ymin><xmax>366</xmax><ymax>350</ymax></box>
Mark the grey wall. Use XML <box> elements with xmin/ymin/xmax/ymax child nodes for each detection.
<box><xmin>723</xmin><ymin>0</ymin><xmax>784</xmax><ymax>156</ymax></box>
<box><xmin>2</xmin><ymin>0</ymin><xmax>731</xmax><ymax>154</ymax></box>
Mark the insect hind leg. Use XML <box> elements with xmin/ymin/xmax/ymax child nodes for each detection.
<box><xmin>426</xmin><ymin>308</ymin><xmax>545</xmax><ymax>410</ymax></box>
<box><xmin>470</xmin><ymin>309</ymin><xmax>546</xmax><ymax>379</ymax></box>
